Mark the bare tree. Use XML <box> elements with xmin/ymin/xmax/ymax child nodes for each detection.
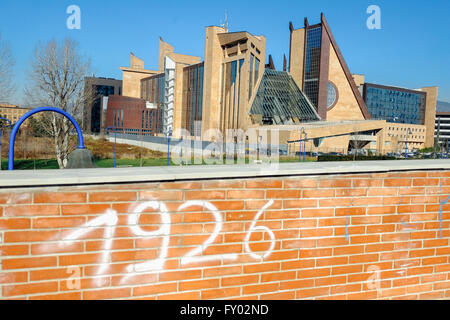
<box><xmin>0</xmin><ymin>33</ymin><xmax>15</xmax><ymax>102</ymax></box>
<box><xmin>25</xmin><ymin>38</ymin><xmax>94</xmax><ymax>168</ymax></box>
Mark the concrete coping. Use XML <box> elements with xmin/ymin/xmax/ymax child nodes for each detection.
<box><xmin>0</xmin><ymin>160</ymin><xmax>449</xmax><ymax>189</ymax></box>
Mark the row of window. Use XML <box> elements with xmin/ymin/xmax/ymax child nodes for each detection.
<box><xmin>113</xmin><ymin>109</ymin><xmax>124</xmax><ymax>128</ymax></box>
<box><xmin>365</xmin><ymin>86</ymin><xmax>426</xmax><ymax>125</ymax></box>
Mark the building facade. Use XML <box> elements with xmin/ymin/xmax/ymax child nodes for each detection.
<box><xmin>362</xmin><ymin>83</ymin><xmax>437</xmax><ymax>149</ymax></box>
<box><xmin>0</xmin><ymin>104</ymin><xmax>31</xmax><ymax>124</ymax></box>
<box><xmin>106</xmin><ymin>13</ymin><xmax>438</xmax><ymax>155</ymax></box>
<box><xmin>435</xmin><ymin>112</ymin><xmax>450</xmax><ymax>145</ymax></box>
<box><xmin>83</xmin><ymin>77</ymin><xmax>122</xmax><ymax>134</ymax></box>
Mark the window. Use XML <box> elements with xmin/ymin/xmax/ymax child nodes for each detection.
<box><xmin>254</xmin><ymin>58</ymin><xmax>260</xmax><ymax>87</ymax></box>
<box><xmin>304</xmin><ymin>27</ymin><xmax>322</xmax><ymax>108</ymax></box>
<box><xmin>249</xmin><ymin>54</ymin><xmax>254</xmax><ymax>100</ymax></box>
<box><xmin>327</xmin><ymin>82</ymin><xmax>337</xmax><ymax>108</ymax></box>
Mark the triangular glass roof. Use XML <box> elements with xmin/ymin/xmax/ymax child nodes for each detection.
<box><xmin>249</xmin><ymin>69</ymin><xmax>321</xmax><ymax>125</ymax></box>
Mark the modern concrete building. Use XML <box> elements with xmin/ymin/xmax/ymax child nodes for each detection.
<box><xmin>106</xmin><ymin>13</ymin><xmax>438</xmax><ymax>155</ymax></box>
<box><xmin>435</xmin><ymin>112</ymin><xmax>450</xmax><ymax>145</ymax></box>
<box><xmin>83</xmin><ymin>77</ymin><xmax>122</xmax><ymax>134</ymax></box>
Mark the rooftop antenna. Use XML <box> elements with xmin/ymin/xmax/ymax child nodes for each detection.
<box><xmin>220</xmin><ymin>10</ymin><xmax>229</xmax><ymax>32</ymax></box>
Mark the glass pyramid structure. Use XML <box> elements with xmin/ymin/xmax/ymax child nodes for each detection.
<box><xmin>249</xmin><ymin>69</ymin><xmax>321</xmax><ymax>125</ymax></box>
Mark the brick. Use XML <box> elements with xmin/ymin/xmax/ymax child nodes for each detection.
<box><xmin>246</xmin><ymin>180</ymin><xmax>282</xmax><ymax>189</ymax></box>
<box><xmin>59</xmin><ymin>253</ymin><xmax>105</xmax><ymax>266</ymax></box>
<box><xmin>4</xmin><ymin>230</ymin><xmax>59</xmax><ymax>243</ymax></box>
<box><xmin>260</xmin><ymin>291</ymin><xmax>296</xmax><ymax>300</ymax></box>
<box><xmin>261</xmin><ymin>271</ymin><xmax>296</xmax><ymax>283</ymax></box>
<box><xmin>398</xmin><ymin>205</ymin><xmax>425</xmax><ymax>214</ymax></box>
<box><xmin>2</xmin><ymin>281</ymin><xmax>58</xmax><ymax>297</ymax></box>
<box><xmin>89</xmin><ymin>192</ymin><xmax>137</xmax><ymax>202</ymax></box>
<box><xmin>335</xmin><ymin>207</ymin><xmax>366</xmax><ymax>217</ymax></box>
<box><xmin>267</xmin><ymin>190</ymin><xmax>300</xmax><ymax>199</ymax></box>
<box><xmin>29</xmin><ymin>292</ymin><xmax>81</xmax><ymax>300</ymax></box>
<box><xmin>296</xmin><ymin>287</ymin><xmax>330</xmax><ymax>299</ymax></box>
<box><xmin>83</xmin><ymin>288</ymin><xmax>131</xmax><ymax>300</ymax></box>
<box><xmin>284</xmin><ymin>179</ymin><xmax>317</xmax><ymax>188</ymax></box>
<box><xmin>159</xmin><ymin>270</ymin><xmax>202</xmax><ymax>282</ymax></box>
<box><xmin>368</xmin><ymin>188</ymin><xmax>398</xmax><ymax>196</ymax></box>
<box><xmin>413</xmin><ymin>179</ymin><xmax>439</xmax><ymax>186</ymax></box>
<box><xmin>0</xmin><ymin>193</ymin><xmax>32</xmax><ymax>205</ymax></box>
<box><xmin>0</xmin><ymin>218</ymin><xmax>31</xmax><ymax>229</ymax></box>
<box><xmin>353</xmin><ymin>179</ymin><xmax>383</xmax><ymax>188</ymax></box>
<box><xmin>303</xmin><ymin>189</ymin><xmax>335</xmax><ymax>198</ymax></box>
<box><xmin>301</xmin><ymin>208</ymin><xmax>333</xmax><ymax>218</ymax></box>
<box><xmin>368</xmin><ymin>206</ymin><xmax>396</xmax><ymax>215</ymax></box>
<box><xmin>4</xmin><ymin>205</ymin><xmax>59</xmax><ymax>217</ymax></box>
<box><xmin>319</xmin><ymin>179</ymin><xmax>352</xmax><ymax>188</ymax></box>
<box><xmin>204</xmin><ymin>266</ymin><xmax>241</xmax><ymax>278</ymax></box>
<box><xmin>204</xmin><ymin>181</ymin><xmax>245</xmax><ymax>189</ymax></box>
<box><xmin>332</xmin><ymin>265</ymin><xmax>363</xmax><ymax>275</ymax></box>
<box><xmin>297</xmin><ymin>268</ymin><xmax>330</xmax><ymax>279</ymax></box>
<box><xmin>34</xmin><ymin>192</ymin><xmax>86</xmax><ymax>204</ymax></box>
<box><xmin>315</xmin><ymin>276</ymin><xmax>347</xmax><ymax>287</ymax></box>
<box><xmin>245</xmin><ymin>200</ymin><xmax>281</xmax><ymax>210</ymax></box>
<box><xmin>222</xmin><ymin>275</ymin><xmax>259</xmax><ymax>287</ymax></box>
<box><xmin>244</xmin><ymin>263</ymin><xmax>280</xmax><ymax>274</ymax></box>
<box><xmin>384</xmin><ymin>179</ymin><xmax>411</xmax><ymax>187</ymax></box>
<box><xmin>330</xmin><ymin>283</ymin><xmax>362</xmax><ymax>295</ymax></box>
<box><xmin>62</xmin><ymin>204</ymin><xmax>111</xmax><ymax>215</ymax></box>
<box><xmin>0</xmin><ymin>245</ymin><xmax>29</xmax><ymax>256</ymax></box>
<box><xmin>419</xmin><ymin>291</ymin><xmax>445</xmax><ymax>300</ymax></box>
<box><xmin>159</xmin><ymin>292</ymin><xmax>201</xmax><ymax>300</ymax></box>
<box><xmin>159</xmin><ymin>182</ymin><xmax>203</xmax><ymax>189</ymax></box>
<box><xmin>281</xmin><ymin>259</ymin><xmax>315</xmax><ymax>271</ymax></box>
<box><xmin>32</xmin><ymin>217</ymin><xmax>86</xmax><ymax>229</ymax></box>
<box><xmin>316</xmin><ymin>257</ymin><xmax>348</xmax><ymax>267</ymax></box>
<box><xmin>299</xmin><ymin>248</ymin><xmax>332</xmax><ymax>259</ymax></box>
<box><xmin>2</xmin><ymin>257</ymin><xmax>57</xmax><ymax>270</ymax></box>
<box><xmin>133</xmin><ymin>283</ymin><xmax>177</xmax><ymax>296</ymax></box>
<box><xmin>335</xmin><ymin>189</ymin><xmax>367</xmax><ymax>197</ymax></box>
<box><xmin>350</xmin><ymin>235</ymin><xmax>380</xmax><ymax>245</ymax></box>
<box><xmin>284</xmin><ymin>200</ymin><xmax>317</xmax><ymax>209</ymax></box>
<box><xmin>202</xmin><ymin>287</ymin><xmax>240</xmax><ymax>300</ymax></box>
<box><xmin>139</xmin><ymin>191</ymin><xmax>183</xmax><ymax>201</ymax></box>
<box><xmin>243</xmin><ymin>283</ymin><xmax>279</xmax><ymax>295</ymax></box>
<box><xmin>227</xmin><ymin>190</ymin><xmax>264</xmax><ymax>200</ymax></box>
<box><xmin>365</xmin><ymin>243</ymin><xmax>395</xmax><ymax>253</ymax></box>
<box><xmin>0</xmin><ymin>272</ymin><xmax>28</xmax><ymax>284</ymax></box>
<box><xmin>280</xmin><ymin>279</ymin><xmax>314</xmax><ymax>290</ymax></box>
<box><xmin>300</xmin><ymin>228</ymin><xmax>333</xmax><ymax>238</ymax></box>
<box><xmin>319</xmin><ymin>198</ymin><xmax>352</xmax><ymax>208</ymax></box>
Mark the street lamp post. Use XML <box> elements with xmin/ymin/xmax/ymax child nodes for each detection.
<box><xmin>106</xmin><ymin>126</ymin><xmax>117</xmax><ymax>168</ymax></box>
<box><xmin>299</xmin><ymin>127</ymin><xmax>306</xmax><ymax>163</ymax></box>
<box><xmin>447</xmin><ymin>140</ymin><xmax>450</xmax><ymax>159</ymax></box>
<box><xmin>405</xmin><ymin>128</ymin><xmax>412</xmax><ymax>160</ymax></box>
<box><xmin>167</xmin><ymin>128</ymin><xmax>173</xmax><ymax>167</ymax></box>
<box><xmin>8</xmin><ymin>107</ymin><xmax>87</xmax><ymax>170</ymax></box>
<box><xmin>0</xmin><ymin>117</ymin><xmax>12</xmax><ymax>171</ymax></box>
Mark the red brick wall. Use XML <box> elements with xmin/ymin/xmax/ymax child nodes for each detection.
<box><xmin>1</xmin><ymin>170</ymin><xmax>449</xmax><ymax>300</ymax></box>
<box><xmin>106</xmin><ymin>95</ymin><xmax>158</xmax><ymax>133</ymax></box>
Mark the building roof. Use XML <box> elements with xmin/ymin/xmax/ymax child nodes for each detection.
<box><xmin>249</xmin><ymin>69</ymin><xmax>321</xmax><ymax>124</ymax></box>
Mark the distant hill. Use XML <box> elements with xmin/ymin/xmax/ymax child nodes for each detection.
<box><xmin>437</xmin><ymin>100</ymin><xmax>450</xmax><ymax>113</ymax></box>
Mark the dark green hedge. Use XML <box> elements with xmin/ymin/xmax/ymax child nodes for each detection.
<box><xmin>318</xmin><ymin>155</ymin><xmax>397</xmax><ymax>162</ymax></box>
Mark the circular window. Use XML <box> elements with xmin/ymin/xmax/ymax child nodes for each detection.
<box><xmin>327</xmin><ymin>82</ymin><xmax>338</xmax><ymax>109</ymax></box>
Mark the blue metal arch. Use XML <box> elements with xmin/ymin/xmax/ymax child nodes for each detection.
<box><xmin>8</xmin><ymin>107</ymin><xmax>85</xmax><ymax>170</ymax></box>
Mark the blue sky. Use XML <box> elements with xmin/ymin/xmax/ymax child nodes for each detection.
<box><xmin>1</xmin><ymin>0</ymin><xmax>449</xmax><ymax>105</ymax></box>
